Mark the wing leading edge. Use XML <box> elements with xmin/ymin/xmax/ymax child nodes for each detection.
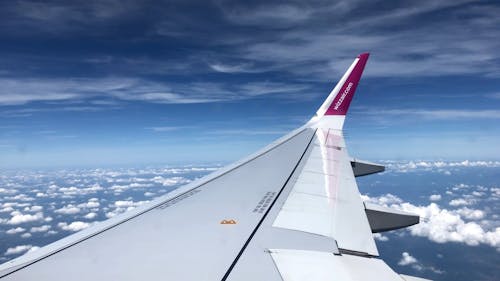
<box><xmin>0</xmin><ymin>53</ymin><xmax>430</xmax><ymax>281</ymax></box>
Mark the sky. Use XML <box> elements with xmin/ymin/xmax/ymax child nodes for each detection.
<box><xmin>0</xmin><ymin>0</ymin><xmax>499</xmax><ymax>168</ymax></box>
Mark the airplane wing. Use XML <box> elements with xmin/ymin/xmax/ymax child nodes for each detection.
<box><xmin>0</xmin><ymin>53</ymin><xmax>429</xmax><ymax>281</ymax></box>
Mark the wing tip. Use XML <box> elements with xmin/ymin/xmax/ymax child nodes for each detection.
<box><xmin>358</xmin><ymin>52</ymin><xmax>370</xmax><ymax>60</ymax></box>
<box><xmin>323</xmin><ymin>52</ymin><xmax>370</xmax><ymax>116</ymax></box>
<box><xmin>311</xmin><ymin>52</ymin><xmax>370</xmax><ymax>129</ymax></box>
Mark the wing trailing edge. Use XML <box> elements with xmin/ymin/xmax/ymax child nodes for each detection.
<box><xmin>270</xmin><ymin>249</ymin><xmax>431</xmax><ymax>281</ymax></box>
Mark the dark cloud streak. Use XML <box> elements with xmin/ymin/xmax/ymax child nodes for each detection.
<box><xmin>0</xmin><ymin>1</ymin><xmax>498</xmax><ymax>105</ymax></box>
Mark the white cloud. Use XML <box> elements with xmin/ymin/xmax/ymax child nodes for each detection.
<box><xmin>24</xmin><ymin>205</ymin><xmax>43</xmax><ymax>212</ymax></box>
<box><xmin>490</xmin><ymin>187</ymin><xmax>500</xmax><ymax>199</ymax></box>
<box><xmin>30</xmin><ymin>225</ymin><xmax>52</xmax><ymax>233</ymax></box>
<box><xmin>58</xmin><ymin>184</ymin><xmax>103</xmax><ymax>196</ymax></box>
<box><xmin>58</xmin><ymin>221</ymin><xmax>90</xmax><ymax>232</ymax></box>
<box><xmin>114</xmin><ymin>200</ymin><xmax>137</xmax><ymax>208</ymax></box>
<box><xmin>373</xmin><ymin>233</ymin><xmax>389</xmax><ymax>242</ymax></box>
<box><xmin>110</xmin><ymin>181</ymin><xmax>155</xmax><ymax>193</ymax></box>
<box><xmin>6</xmin><ymin>227</ymin><xmax>25</xmax><ymax>234</ymax></box>
<box><xmin>21</xmin><ymin>232</ymin><xmax>32</xmax><ymax>238</ymax></box>
<box><xmin>4</xmin><ymin>245</ymin><xmax>36</xmax><ymax>255</ymax></box>
<box><xmin>0</xmin><ymin>206</ymin><xmax>14</xmax><ymax>213</ymax></box>
<box><xmin>55</xmin><ymin>204</ymin><xmax>81</xmax><ymax>215</ymax></box>
<box><xmin>398</xmin><ymin>252</ymin><xmax>418</xmax><ymax>266</ymax></box>
<box><xmin>449</xmin><ymin>198</ymin><xmax>471</xmax><ymax>206</ymax></box>
<box><xmin>83</xmin><ymin>212</ymin><xmax>97</xmax><ymax>219</ymax></box>
<box><xmin>472</xmin><ymin>191</ymin><xmax>484</xmax><ymax>197</ymax></box>
<box><xmin>455</xmin><ymin>208</ymin><xmax>485</xmax><ymax>220</ymax></box>
<box><xmin>363</xmin><ymin>193</ymin><xmax>500</xmax><ymax>250</ymax></box>
<box><xmin>429</xmin><ymin>194</ymin><xmax>442</xmax><ymax>201</ymax></box>
<box><xmin>484</xmin><ymin>228</ymin><xmax>500</xmax><ymax>248</ymax></box>
<box><xmin>454</xmin><ymin>183</ymin><xmax>470</xmax><ymax>189</ymax></box>
<box><xmin>383</xmin><ymin>161</ymin><xmax>500</xmax><ymax>173</ymax></box>
<box><xmin>78</xmin><ymin>198</ymin><xmax>100</xmax><ymax>209</ymax></box>
<box><xmin>7</xmin><ymin>211</ymin><xmax>44</xmax><ymax>225</ymax></box>
<box><xmin>105</xmin><ymin>212</ymin><xmax>118</xmax><ymax>218</ymax></box>
<box><xmin>57</xmin><ymin>186</ymin><xmax>79</xmax><ymax>195</ymax></box>
<box><xmin>1</xmin><ymin>202</ymin><xmax>30</xmax><ymax>208</ymax></box>
<box><xmin>151</xmin><ymin>176</ymin><xmax>190</xmax><ymax>187</ymax></box>
<box><xmin>6</xmin><ymin>194</ymin><xmax>34</xmax><ymax>201</ymax></box>
<box><xmin>105</xmin><ymin>200</ymin><xmax>148</xmax><ymax>218</ymax></box>
<box><xmin>362</xmin><ymin>193</ymin><xmax>402</xmax><ymax>205</ymax></box>
<box><xmin>0</xmin><ymin>188</ymin><xmax>17</xmax><ymax>195</ymax></box>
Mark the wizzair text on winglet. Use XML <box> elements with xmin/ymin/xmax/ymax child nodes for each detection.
<box><xmin>325</xmin><ymin>53</ymin><xmax>369</xmax><ymax>116</ymax></box>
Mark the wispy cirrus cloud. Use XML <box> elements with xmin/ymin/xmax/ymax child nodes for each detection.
<box><xmin>2</xmin><ymin>1</ymin><xmax>498</xmax><ymax>81</ymax></box>
<box><xmin>0</xmin><ymin>0</ymin><xmax>498</xmax><ymax>115</ymax></box>
<box><xmin>146</xmin><ymin>126</ymin><xmax>185</xmax><ymax>132</ymax></box>
<box><xmin>208</xmin><ymin>62</ymin><xmax>257</xmax><ymax>74</ymax></box>
<box><xmin>207</xmin><ymin>129</ymin><xmax>290</xmax><ymax>136</ymax></box>
<box><xmin>355</xmin><ymin>109</ymin><xmax>500</xmax><ymax>120</ymax></box>
<box><xmin>0</xmin><ymin>77</ymin><xmax>313</xmax><ymax>106</ymax></box>
<box><xmin>207</xmin><ymin>0</ymin><xmax>500</xmax><ymax>79</ymax></box>
<box><xmin>486</xmin><ymin>93</ymin><xmax>500</xmax><ymax>99</ymax></box>
<box><xmin>1</xmin><ymin>0</ymin><xmax>142</xmax><ymax>34</ymax></box>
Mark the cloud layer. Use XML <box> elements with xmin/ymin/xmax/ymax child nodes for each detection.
<box><xmin>0</xmin><ymin>164</ymin><xmax>216</xmax><ymax>261</ymax></box>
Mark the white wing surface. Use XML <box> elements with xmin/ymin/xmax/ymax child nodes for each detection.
<box><xmin>0</xmin><ymin>53</ymin><xmax>430</xmax><ymax>281</ymax></box>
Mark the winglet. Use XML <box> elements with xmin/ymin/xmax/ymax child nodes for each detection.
<box><xmin>316</xmin><ymin>53</ymin><xmax>369</xmax><ymax>117</ymax></box>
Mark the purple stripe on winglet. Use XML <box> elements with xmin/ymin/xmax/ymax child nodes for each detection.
<box><xmin>325</xmin><ymin>53</ymin><xmax>369</xmax><ymax>115</ymax></box>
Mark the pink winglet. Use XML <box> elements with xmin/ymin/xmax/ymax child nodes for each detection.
<box><xmin>325</xmin><ymin>53</ymin><xmax>369</xmax><ymax>115</ymax></box>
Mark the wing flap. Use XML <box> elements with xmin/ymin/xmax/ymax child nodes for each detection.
<box><xmin>270</xmin><ymin>249</ymin><xmax>405</xmax><ymax>281</ymax></box>
<box><xmin>273</xmin><ymin>129</ymin><xmax>378</xmax><ymax>256</ymax></box>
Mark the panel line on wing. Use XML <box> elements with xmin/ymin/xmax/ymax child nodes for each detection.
<box><xmin>1</xmin><ymin>128</ymin><xmax>311</xmax><ymax>279</ymax></box>
<box><xmin>220</xmin><ymin>129</ymin><xmax>317</xmax><ymax>281</ymax></box>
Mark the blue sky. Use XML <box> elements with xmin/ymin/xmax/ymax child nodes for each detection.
<box><xmin>0</xmin><ymin>0</ymin><xmax>499</xmax><ymax>168</ymax></box>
